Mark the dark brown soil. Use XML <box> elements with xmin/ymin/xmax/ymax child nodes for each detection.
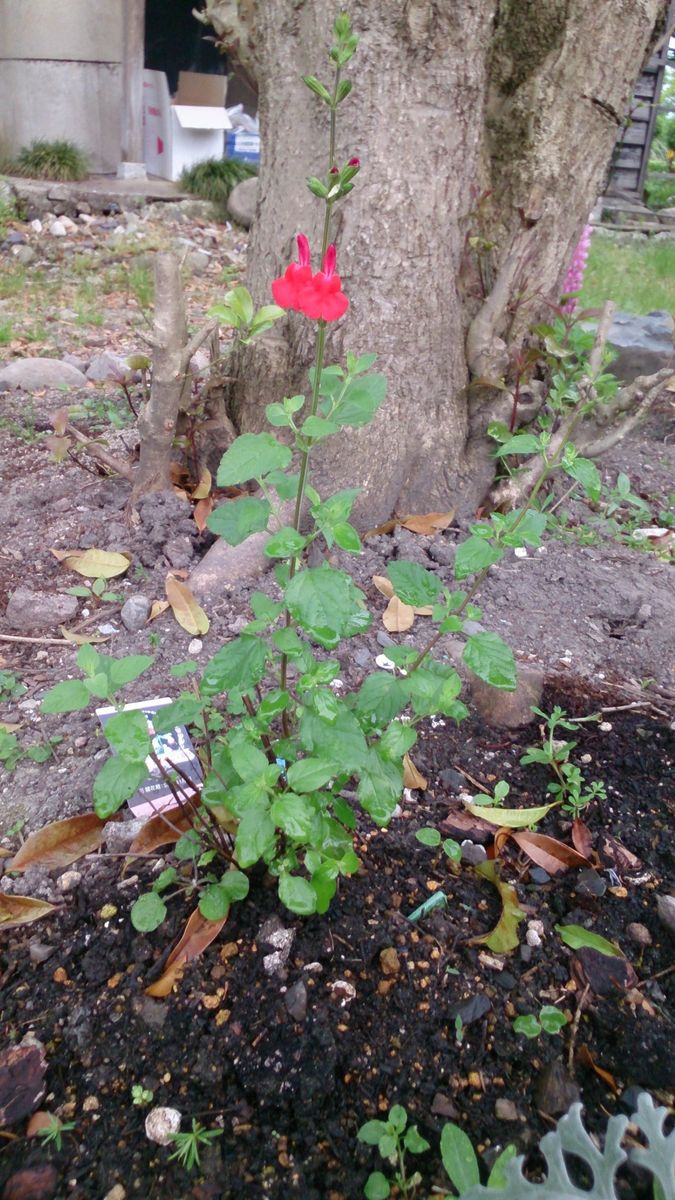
<box><xmin>1</xmin><ymin>684</ymin><xmax>673</xmax><ymax>1199</ymax></box>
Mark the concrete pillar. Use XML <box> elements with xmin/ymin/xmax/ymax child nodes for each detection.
<box><xmin>118</xmin><ymin>0</ymin><xmax>146</xmax><ymax>178</ymax></box>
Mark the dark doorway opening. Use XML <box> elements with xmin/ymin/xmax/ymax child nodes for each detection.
<box><xmin>144</xmin><ymin>0</ymin><xmax>224</xmax><ymax>95</ymax></box>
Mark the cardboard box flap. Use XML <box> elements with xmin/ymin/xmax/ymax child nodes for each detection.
<box><xmin>173</xmin><ymin>105</ymin><xmax>232</xmax><ymax>131</ymax></box>
<box><xmin>175</xmin><ymin>71</ymin><xmax>227</xmax><ymax>107</ymax></box>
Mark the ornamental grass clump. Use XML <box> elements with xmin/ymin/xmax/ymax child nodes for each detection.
<box><xmin>8</xmin><ymin>139</ymin><xmax>88</xmax><ymax>181</ymax></box>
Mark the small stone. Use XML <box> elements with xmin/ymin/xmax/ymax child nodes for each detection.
<box><xmin>526</xmin><ymin>928</ymin><xmax>542</xmax><ymax>948</ymax></box>
<box><xmin>285</xmin><ymin>980</ymin><xmax>308</xmax><ymax>1021</ymax></box>
<box><xmin>228</xmin><ymin>177</ymin><xmax>257</xmax><ymax>228</ymax></box>
<box><xmin>57</xmin><ymin>871</ymin><xmax>82</xmax><ymax>893</ymax></box>
<box><xmin>85</xmin><ymin>352</ymin><xmax>130</xmax><ymax>383</ymax></box>
<box><xmin>2</xmin><ymin>1164</ymin><xmax>58</xmax><ymax>1200</ymax></box>
<box><xmin>379</xmin><ymin>948</ymin><xmax>401</xmax><ymax>976</ymax></box>
<box><xmin>104</xmin><ymin>819</ymin><xmax>146</xmax><ymax>854</ymax></box>
<box><xmin>187</xmin><ymin>638</ymin><xmax>202</xmax><ymax>655</ymax></box>
<box><xmin>5</xmin><ymin>587</ymin><xmax>79</xmax><ymax>632</ymax></box>
<box><xmin>82</xmin><ymin>1095</ymin><xmax>99</xmax><ymax>1112</ymax></box>
<box><xmin>656</xmin><ymin>894</ymin><xmax>675</xmax><ymax>936</ymax></box>
<box><xmin>439</xmin><ymin>767</ymin><xmax>466</xmax><ymax>791</ymax></box>
<box><xmin>431</xmin><ymin>1092</ymin><xmax>459</xmax><ymax>1119</ymax></box>
<box><xmin>30</xmin><ymin>219</ymin><xmax>43</xmax><ymax>233</ymax></box>
<box><xmin>469</xmin><ymin>663</ymin><xmax>545</xmax><ymax>729</ymax></box>
<box><xmin>186</xmin><ymin>249</ymin><xmax>211</xmax><ymax>274</ymax></box>
<box><xmin>29</xmin><ymin>942</ymin><xmax>55</xmax><ymax>965</ymax></box>
<box><xmin>0</xmin><ymin>358</ymin><xmax>87</xmax><ymax>392</ymax></box>
<box><xmin>145</xmin><ymin>1107</ymin><xmax>181</xmax><ymax>1146</ymax></box>
<box><xmin>13</xmin><ymin>244</ymin><xmax>37</xmax><ymax>265</ymax></box>
<box><xmin>120</xmin><ymin>594</ymin><xmax>151</xmax><ymax>632</ymax></box>
<box><xmin>625</xmin><ymin>922</ymin><xmax>652</xmax><ymax>947</ymax></box>
<box><xmin>495</xmin><ymin>1098</ymin><xmax>519</xmax><ymax>1121</ymax></box>
<box><xmin>529</xmin><ymin>867</ymin><xmax>551</xmax><ymax>885</ymax></box>
<box><xmin>376</xmin><ymin>630</ymin><xmax>395</xmax><ymax>648</ymax></box>
<box><xmin>460</xmin><ymin>840</ymin><xmax>487</xmax><ymax>865</ymax></box>
<box><xmin>534</xmin><ymin>1060</ymin><xmax>580</xmax><ymax>1115</ymax></box>
<box><xmin>50</xmin><ymin>220</ymin><xmax>67</xmax><ymax>236</ymax></box>
<box><xmin>328</xmin><ymin>980</ymin><xmax>356</xmax><ymax>1005</ymax></box>
<box><xmin>575</xmin><ymin>868</ymin><xmax>607</xmax><ymax>898</ymax></box>
<box><xmin>495</xmin><ymin>971</ymin><xmax>517</xmax><ymax>991</ymax></box>
<box><xmin>102</xmin><ymin>1187</ymin><xmax>126</xmax><ymax>1200</ymax></box>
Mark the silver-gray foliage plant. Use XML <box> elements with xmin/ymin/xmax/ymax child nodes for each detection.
<box><xmin>463</xmin><ymin>1093</ymin><xmax>674</xmax><ymax>1200</ymax></box>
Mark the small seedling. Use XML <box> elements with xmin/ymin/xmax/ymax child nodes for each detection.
<box><xmin>168</xmin><ymin>1119</ymin><xmax>223</xmax><ymax>1171</ymax></box>
<box><xmin>512</xmin><ymin>1004</ymin><xmax>568</xmax><ymax>1039</ymax></box>
<box><xmin>131</xmin><ymin>1084</ymin><xmax>154</xmax><ymax>1107</ymax></box>
<box><xmin>36</xmin><ymin>1116</ymin><xmax>76</xmax><ymax>1152</ymax></box>
<box><xmin>521</xmin><ymin>706</ymin><xmax>607</xmax><ymax>816</ymax></box>
<box><xmin>66</xmin><ymin>576</ymin><xmax>124</xmax><ymax>605</ymax></box>
<box><xmin>0</xmin><ymin>670</ymin><xmax>27</xmax><ymax>702</ymax></box>
<box><xmin>357</xmin><ymin>1104</ymin><xmax>429</xmax><ymax>1199</ymax></box>
<box><xmin>415</xmin><ymin>826</ymin><xmax>461</xmax><ymax>862</ymax></box>
<box><xmin>454</xmin><ymin>1015</ymin><xmax>465</xmax><ymax>1046</ymax></box>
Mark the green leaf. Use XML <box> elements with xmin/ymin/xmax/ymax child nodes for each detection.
<box><xmin>333</xmin><ymin>522</ymin><xmax>362</xmax><ymax>553</ymax></box>
<box><xmin>170</xmin><ymin>661</ymin><xmax>199</xmax><ymax>679</ymax></box>
<box><xmin>224</xmin><ymin>285</ymin><xmax>254</xmax><ymax>324</ymax></box>
<box><xmin>466</xmin><ymin>800</ymin><xmax>555</xmax><ymax>828</ymax></box>
<box><xmin>336</xmin><ymin>78</ymin><xmax>353</xmax><ymax>103</ymax></box>
<box><xmin>152</xmin><ymin>696</ymin><xmax>204</xmax><ymax>733</ymax></box>
<box><xmin>250</xmin><ymin>592</ymin><xmax>284</xmax><ymax>623</ymax></box>
<box><xmin>207</xmin><ymin>497</ymin><xmax>271</xmax><ymax>545</ymax></box>
<box><xmin>278</xmin><ymin>872</ymin><xmax>317</xmax><ymax>915</ymax></box>
<box><xmin>301</xmin><ymin>415</ymin><xmax>340</xmax><ymax>440</ymax></box>
<box><xmin>415</xmin><ymin>827</ymin><xmax>441</xmax><ymax>847</ymax></box>
<box><xmin>404</xmin><ymin>1126</ymin><xmax>430</xmax><ymax>1154</ymax></box>
<box><xmin>83</xmin><ymin>672</ymin><xmax>111</xmax><ymax>700</ymax></box>
<box><xmin>175</xmin><ymin>829</ymin><xmax>201</xmax><ymax>860</ymax></box>
<box><xmin>201</xmin><ymin>636</ymin><xmax>267</xmax><ymax>696</ymax></box>
<box><xmin>463</xmin><ymin>632</ymin><xmax>517</xmax><ymax>690</ymax></box>
<box><xmin>407</xmin><ymin>664</ymin><xmax>463</xmax><ymax>719</ymax></box>
<box><xmin>265</xmin><ymin>402</ymin><xmax>293</xmax><ymax>428</ymax></box>
<box><xmin>230</xmin><ymin>740</ymin><xmax>270</xmax><ymax>782</ymax></box>
<box><xmin>249</xmin><ymin>304</ymin><xmax>285</xmax><ymax>336</ymax></box>
<box><xmin>103</xmin><ymin>709</ymin><xmax>151</xmax><ymax>763</ymax></box>
<box><xmin>364</xmin><ymin>1172</ymin><xmax>390</xmax><ymax>1200</ymax></box>
<box><xmin>495</xmin><ymin>433</ymin><xmax>541</xmax><ymax>456</ymax></box>
<box><xmin>388</xmin><ymin>1105</ymin><xmax>407</xmax><ymax>1133</ymax></box>
<box><xmin>555</xmin><ymin>923</ymin><xmax>623</xmax><ymax>958</ymax></box>
<box><xmin>264</xmin><ymin>527</ymin><xmax>307</xmax><ymax>558</ymax></box>
<box><xmin>387</xmin><ymin>561</ymin><xmax>440</xmax><ymax>607</ymax></box>
<box><xmin>41</xmin><ymin>679</ymin><xmax>90</xmax><ymax>714</ymax></box>
<box><xmin>76</xmin><ymin>644</ymin><xmax>101</xmax><ymax>675</ymax></box>
<box><xmin>109</xmin><ymin>655</ymin><xmax>154</xmax><ymax>688</ymax></box>
<box><xmin>235</xmin><ymin>804</ymin><xmax>276</xmax><ymax>868</ymax></box>
<box><xmin>152</xmin><ymin>867</ymin><xmax>178</xmax><ymax>893</ymax></box>
<box><xmin>331</xmin><ymin>373</ymin><xmax>387</xmax><ymax>427</ymax></box>
<box><xmin>443</xmin><ymin>838</ymin><xmax>462</xmax><ymax>862</ymax></box>
<box><xmin>285</xmin><ymin>567</ymin><xmax>366</xmax><ymax>649</ymax></box>
<box><xmin>300</xmin><ymin>707</ymin><xmax>368</xmax><ymax>773</ymax></box>
<box><xmin>357</xmin><ymin>748</ymin><xmax>403</xmax><ymax>825</ymax></box>
<box><xmin>302</xmin><ymin>74</ymin><xmax>332</xmax><ymax>103</ymax></box>
<box><xmin>130</xmin><ymin>892</ymin><xmax>166</xmax><ymax>932</ymax></box>
<box><xmin>216</xmin><ymin>433</ymin><xmax>292</xmax><ymax>486</ymax></box>
<box><xmin>286</xmin><ymin>758</ymin><xmax>335</xmax><ymax>793</ymax></box>
<box><xmin>378</xmin><ymin>1134</ymin><xmax>397</xmax><ymax>1159</ymax></box>
<box><xmin>539</xmin><ymin>1005</ymin><xmax>568</xmax><ymax>1034</ymax></box>
<box><xmin>487</xmin><ymin>1143</ymin><xmax>517</xmax><ymax>1189</ymax></box>
<box><xmin>501</xmin><ymin>508</ymin><xmax>548</xmax><ymax>548</ymax></box>
<box><xmin>265</xmin><ymin>469</ymin><xmax>300</xmax><ymax>501</ymax></box>
<box><xmin>564</xmin><ymin>454</ymin><xmax>602</xmax><ymax>502</ymax></box>
<box><xmin>454</xmin><ymin>535</ymin><xmax>503</xmax><ymax>580</ymax></box>
<box><xmin>512</xmin><ymin>1014</ymin><xmax>541</xmax><ymax>1038</ymax></box>
<box><xmin>93</xmin><ymin>758</ymin><xmax>149</xmax><ymax>819</ymax></box>
<box><xmin>258</xmin><ymin>689</ymin><xmax>290</xmax><ymax>721</ymax></box>
<box><xmin>379</xmin><ymin>721</ymin><xmax>417</xmax><ymax>760</ymax></box>
<box><xmin>270</xmin><ymin>793</ymin><xmax>316</xmax><ymax>840</ymax></box>
<box><xmin>440</xmin><ymin>1122</ymin><xmax>480</xmax><ymax>1194</ymax></box>
<box><xmin>353</xmin><ymin>673</ymin><xmax>410</xmax><ymax>725</ymax></box>
<box><xmin>198</xmin><ymin>884</ymin><xmax>231</xmax><ymax>922</ymax></box>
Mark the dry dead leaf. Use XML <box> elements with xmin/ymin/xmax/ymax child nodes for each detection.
<box><xmin>0</xmin><ymin>894</ymin><xmax>58</xmax><ymax>929</ymax></box>
<box><xmin>494</xmin><ymin>828</ymin><xmax>591</xmax><ymax>876</ymax></box>
<box><xmin>60</xmin><ymin>627</ymin><xmax>110</xmax><ymax>644</ymax></box>
<box><xmin>372</xmin><ymin>575</ymin><xmax>395</xmax><ymax>600</ymax></box>
<box><xmin>50</xmin><ymin>406</ymin><xmax>69</xmax><ymax>436</ymax></box>
<box><xmin>145</xmin><ymin>907</ymin><xmax>226</xmax><ymax>997</ymax></box>
<box><xmin>400</xmin><ymin>510</ymin><xmax>454</xmax><ymax>535</ymax></box>
<box><xmin>126</xmin><ymin>806</ymin><xmax>193</xmax><ymax>861</ymax></box>
<box><xmin>165</xmin><ymin>574</ymin><xmax>209</xmax><ymax>635</ymax></box>
<box><xmin>193</xmin><ymin>496</ymin><xmax>214</xmax><ymax>533</ymax></box>
<box><xmin>149</xmin><ymin>599</ymin><xmax>170</xmax><ymax>621</ymax></box>
<box><xmin>403</xmin><ymin>753</ymin><xmax>427</xmax><ymax>790</ymax></box>
<box><xmin>382</xmin><ymin>595</ymin><xmax>416</xmax><ymax>633</ymax></box>
<box><xmin>51</xmin><ymin>548</ymin><xmax>131</xmax><ymax>579</ymax></box>
<box><xmin>11</xmin><ymin>814</ymin><xmax>111</xmax><ymax>872</ymax></box>
<box><xmin>571</xmin><ymin>818</ymin><xmax>594</xmax><ymax>860</ymax></box>
<box><xmin>191</xmin><ymin>465</ymin><xmax>212</xmax><ymax>500</ymax></box>
<box><xmin>0</xmin><ymin>1042</ymin><xmax>47</xmax><ymax>1125</ymax></box>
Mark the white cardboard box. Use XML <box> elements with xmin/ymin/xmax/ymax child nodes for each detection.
<box><xmin>143</xmin><ymin>69</ymin><xmax>231</xmax><ymax>181</ymax></box>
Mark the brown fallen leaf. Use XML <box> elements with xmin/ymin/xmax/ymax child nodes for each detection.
<box><xmin>191</xmin><ymin>465</ymin><xmax>212</xmax><ymax>500</ymax></box>
<box><xmin>403</xmin><ymin>754</ymin><xmax>427</xmax><ymax>790</ymax></box>
<box><xmin>51</xmin><ymin>547</ymin><xmax>131</xmax><ymax>579</ymax></box>
<box><xmin>598</xmin><ymin>832</ymin><xmax>642</xmax><ymax>875</ymax></box>
<box><xmin>1</xmin><ymin>1165</ymin><xmax>59</xmax><ymax>1200</ymax></box>
<box><xmin>10</xmin><ymin>813</ymin><xmax>111</xmax><ymax>872</ymax></box>
<box><xmin>440</xmin><ymin>807</ymin><xmax>495</xmax><ymax>845</ymax></box>
<box><xmin>126</xmin><ymin>806</ymin><xmax>194</xmax><ymax>861</ymax></box>
<box><xmin>145</xmin><ymin>907</ymin><xmax>226</xmax><ymax>997</ymax></box>
<box><xmin>149</xmin><ymin>599</ymin><xmax>170</xmax><ymax>621</ymax></box>
<box><xmin>59</xmin><ymin>627</ymin><xmax>110</xmax><ymax>645</ymax></box>
<box><xmin>382</xmin><ymin>595</ymin><xmax>415</xmax><ymax>633</ymax></box>
<box><xmin>0</xmin><ymin>895</ymin><xmax>58</xmax><ymax>929</ymax></box>
<box><xmin>362</xmin><ymin>518</ymin><xmax>399</xmax><ymax>539</ymax></box>
<box><xmin>400</xmin><ymin>510</ymin><xmax>454</xmax><ymax>535</ymax></box>
<box><xmin>0</xmin><ymin>1040</ymin><xmax>47</xmax><ymax>1125</ymax></box>
<box><xmin>576</xmin><ymin>1045</ymin><xmax>619</xmax><ymax>1093</ymax></box>
<box><xmin>571</xmin><ymin>947</ymin><xmax>638</xmax><ymax>996</ymax></box>
<box><xmin>165</xmin><ymin>574</ymin><xmax>209</xmax><ymax>635</ymax></box>
<box><xmin>495</xmin><ymin>828</ymin><xmax>591</xmax><ymax>876</ymax></box>
<box><xmin>571</xmin><ymin>818</ymin><xmax>594</xmax><ymax>860</ymax></box>
<box><xmin>193</xmin><ymin>496</ymin><xmax>214</xmax><ymax>534</ymax></box>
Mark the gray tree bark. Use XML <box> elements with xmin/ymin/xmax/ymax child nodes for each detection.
<box><xmin>223</xmin><ymin>0</ymin><xmax>668</xmax><ymax>524</ymax></box>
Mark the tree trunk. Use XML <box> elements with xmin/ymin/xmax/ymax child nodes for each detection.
<box><xmin>228</xmin><ymin>0</ymin><xmax>668</xmax><ymax>525</ymax></box>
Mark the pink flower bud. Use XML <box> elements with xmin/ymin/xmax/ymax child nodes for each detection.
<box><xmin>297</xmin><ymin>233</ymin><xmax>311</xmax><ymax>268</ymax></box>
<box><xmin>348</xmin><ymin>157</ymin><xmax>360</xmax><ymax>167</ymax></box>
<box><xmin>322</xmin><ymin>244</ymin><xmax>337</xmax><ymax>277</ymax></box>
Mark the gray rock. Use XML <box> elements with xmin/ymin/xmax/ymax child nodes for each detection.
<box><xmin>0</xmin><ymin>357</ymin><xmax>87</xmax><ymax>392</ymax></box>
<box><xmin>5</xmin><ymin>586</ymin><xmax>79</xmax><ymax>631</ymax></box>
<box><xmin>428</xmin><ymin>539</ymin><xmax>456</xmax><ymax>567</ymax></box>
<box><xmin>120</xmin><ymin>594</ymin><xmax>151</xmax><ymax>632</ymax></box>
<box><xmin>575</xmin><ymin>868</ymin><xmax>606</xmax><ymax>898</ymax></box>
<box><xmin>185</xmin><ymin>249</ymin><xmax>211</xmax><ymax>274</ymax></box>
<box><xmin>228</xmin><ymin>177</ymin><xmax>258</xmax><ymax>229</ymax></box>
<box><xmin>164</xmin><ymin>536</ymin><xmax>194</xmax><ymax>569</ymax></box>
<box><xmin>5</xmin><ymin>230</ymin><xmax>25</xmax><ymax>245</ymax></box>
<box><xmin>605</xmin><ymin>310</ymin><xmax>674</xmax><ymax>384</ymax></box>
<box><xmin>50</xmin><ymin>219</ymin><xmax>67</xmax><ymax>237</ymax></box>
<box><xmin>104</xmin><ymin>818</ymin><xmax>146</xmax><ymax>854</ymax></box>
<box><xmin>495</xmin><ymin>1098</ymin><xmax>520</xmax><ymax>1121</ymax></box>
<box><xmin>29</xmin><ymin>941</ymin><xmax>56</xmax><ymax>964</ymax></box>
<box><xmin>12</xmin><ymin>244</ymin><xmax>37</xmax><ymax>265</ymax></box>
<box><xmin>285</xmin><ymin>980</ymin><xmax>308</xmax><ymax>1022</ymax></box>
<box><xmin>534</xmin><ymin>1060</ymin><xmax>580</xmax><ymax>1116</ymax></box>
<box><xmin>469</xmin><ymin>662</ymin><xmax>544</xmax><ymax>728</ymax></box>
<box><xmin>85</xmin><ymin>351</ymin><xmax>130</xmax><ymax>383</ymax></box>
<box><xmin>656</xmin><ymin>894</ymin><xmax>675</xmax><ymax>936</ymax></box>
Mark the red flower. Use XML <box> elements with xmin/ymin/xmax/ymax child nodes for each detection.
<box><xmin>271</xmin><ymin>234</ymin><xmax>313</xmax><ymax>310</ymax></box>
<box><xmin>297</xmin><ymin>244</ymin><xmax>349</xmax><ymax>322</ymax></box>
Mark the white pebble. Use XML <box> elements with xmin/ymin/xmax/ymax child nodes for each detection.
<box><xmin>145</xmin><ymin>1107</ymin><xmax>181</xmax><ymax>1146</ymax></box>
<box><xmin>187</xmin><ymin>638</ymin><xmax>202</xmax><ymax>655</ymax></box>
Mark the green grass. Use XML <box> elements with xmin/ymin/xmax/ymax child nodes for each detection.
<box><xmin>579</xmin><ymin>236</ymin><xmax>675</xmax><ymax>315</ymax></box>
<box><xmin>644</xmin><ymin>174</ymin><xmax>675</xmax><ymax>210</ymax></box>
<box><xmin>7</xmin><ymin>139</ymin><xmax>88</xmax><ymax>182</ymax></box>
<box><xmin>179</xmin><ymin>157</ymin><xmax>257</xmax><ymax>212</ymax></box>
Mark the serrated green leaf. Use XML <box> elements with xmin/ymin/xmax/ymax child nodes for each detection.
<box><xmin>279</xmin><ymin>872</ymin><xmax>317</xmax><ymax>915</ymax></box>
<box><xmin>41</xmin><ymin>679</ymin><xmax>90</xmax><ymax>714</ymax></box>
<box><xmin>76</xmin><ymin>644</ymin><xmax>101</xmax><ymax>675</ymax></box>
<box><xmin>454</xmin><ymin>536</ymin><xmax>503</xmax><ymax>580</ymax></box>
<box><xmin>512</xmin><ymin>1014</ymin><xmax>541</xmax><ymax>1038</ymax></box>
<box><xmin>103</xmin><ymin>709</ymin><xmax>151</xmax><ymax>763</ymax></box>
<box><xmin>404</xmin><ymin>1125</ymin><xmax>430</xmax><ymax>1154</ymax></box>
<box><xmin>301</xmin><ymin>415</ymin><xmax>340</xmax><ymax>440</ymax></box>
<box><xmin>201</xmin><ymin>636</ymin><xmax>267</xmax><ymax>696</ymax></box>
<box><xmin>357</xmin><ymin>748</ymin><xmax>402</xmax><ymax>825</ymax></box>
<box><xmin>93</xmin><ymin>758</ymin><xmax>149</xmax><ymax>819</ymax></box>
<box><xmin>286</xmin><ymin>758</ymin><xmax>335</xmax><ymax>793</ymax></box>
<box><xmin>264</xmin><ymin>527</ymin><xmax>307</xmax><ymax>558</ymax></box>
<box><xmin>387</xmin><ymin>561</ymin><xmax>441</xmax><ymax>607</ymax></box>
<box><xmin>463</xmin><ymin>632</ymin><xmax>516</xmax><ymax>690</ymax></box>
<box><xmin>353</xmin><ymin>673</ymin><xmax>410</xmax><ymax>725</ymax></box>
<box><xmin>109</xmin><ymin>655</ymin><xmax>154</xmax><ymax>688</ymax></box>
<box><xmin>286</xmin><ymin>567</ymin><xmax>367</xmax><ymax>649</ymax></box>
<box><xmin>495</xmin><ymin>433</ymin><xmax>541</xmax><ymax>456</ymax></box>
<box><xmin>270</xmin><ymin>793</ymin><xmax>316</xmax><ymax>840</ymax></box>
<box><xmin>564</xmin><ymin>455</ymin><xmax>602</xmax><ymax>502</ymax></box>
<box><xmin>333</xmin><ymin>522</ymin><xmax>361</xmax><ymax>552</ymax></box>
<box><xmin>235</xmin><ymin>803</ymin><xmax>276</xmax><ymax>868</ymax></box>
<box><xmin>331</xmin><ymin>373</ymin><xmax>387</xmax><ymax>427</ymax></box>
<box><xmin>364</xmin><ymin>1172</ymin><xmax>390</xmax><ymax>1200</ymax></box>
<box><xmin>217</xmin><ymin>433</ymin><xmax>292</xmax><ymax>486</ymax></box>
<box><xmin>207</xmin><ymin>497</ymin><xmax>271</xmax><ymax>545</ymax></box>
